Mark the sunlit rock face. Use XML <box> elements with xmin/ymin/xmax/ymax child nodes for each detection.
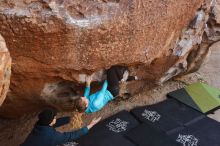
<box><xmin>0</xmin><ymin>0</ymin><xmax>212</xmax><ymax>118</ymax></box>
<box><xmin>0</xmin><ymin>34</ymin><xmax>11</xmax><ymax>106</ymax></box>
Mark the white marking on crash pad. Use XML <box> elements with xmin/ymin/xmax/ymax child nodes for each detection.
<box><xmin>176</xmin><ymin>134</ymin><xmax>199</xmax><ymax>146</ymax></box>
<box><xmin>141</xmin><ymin>109</ymin><xmax>161</xmax><ymax>122</ymax></box>
<box><xmin>106</xmin><ymin>118</ymin><xmax>129</xmax><ymax>133</ymax></box>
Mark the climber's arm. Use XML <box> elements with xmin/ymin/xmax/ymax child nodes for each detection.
<box><xmin>84</xmin><ymin>75</ymin><xmax>93</xmax><ymax>98</ymax></box>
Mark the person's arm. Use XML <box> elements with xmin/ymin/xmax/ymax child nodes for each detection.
<box><xmin>53</xmin><ymin>117</ymin><xmax>70</xmax><ymax>128</ymax></box>
<box><xmin>63</xmin><ymin>126</ymin><xmax>89</xmax><ymax>140</ymax></box>
<box><xmin>54</xmin><ymin>127</ymin><xmax>89</xmax><ymax>145</ymax></box>
<box><xmin>84</xmin><ymin>75</ymin><xmax>93</xmax><ymax>98</ymax></box>
<box><xmin>84</xmin><ymin>86</ymin><xmax>90</xmax><ymax>98</ymax></box>
<box><xmin>100</xmin><ymin>80</ymin><xmax>108</xmax><ymax>92</ymax></box>
<box><xmin>93</xmin><ymin>80</ymin><xmax>108</xmax><ymax>102</ymax></box>
<box><xmin>53</xmin><ymin>117</ymin><xmax>101</xmax><ymax>145</ymax></box>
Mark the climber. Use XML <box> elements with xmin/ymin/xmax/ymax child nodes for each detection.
<box><xmin>21</xmin><ymin>108</ymin><xmax>101</xmax><ymax>146</ymax></box>
<box><xmin>75</xmin><ymin>65</ymin><xmax>136</xmax><ymax>113</ymax></box>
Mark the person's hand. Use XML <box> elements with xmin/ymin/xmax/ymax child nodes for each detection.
<box><xmin>86</xmin><ymin>75</ymin><xmax>93</xmax><ymax>87</ymax></box>
<box><xmin>87</xmin><ymin>117</ymin><xmax>101</xmax><ymax>130</ymax></box>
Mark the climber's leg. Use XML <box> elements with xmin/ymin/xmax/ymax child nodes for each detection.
<box><xmin>107</xmin><ymin>66</ymin><xmax>127</xmax><ymax>97</ymax></box>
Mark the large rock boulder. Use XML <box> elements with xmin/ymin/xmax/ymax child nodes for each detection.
<box><xmin>0</xmin><ymin>0</ymin><xmax>212</xmax><ymax>118</ymax></box>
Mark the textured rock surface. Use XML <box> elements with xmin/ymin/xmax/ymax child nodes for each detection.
<box><xmin>0</xmin><ymin>0</ymin><xmax>212</xmax><ymax>118</ymax></box>
<box><xmin>0</xmin><ymin>34</ymin><xmax>11</xmax><ymax>106</ymax></box>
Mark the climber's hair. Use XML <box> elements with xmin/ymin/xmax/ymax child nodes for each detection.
<box><xmin>75</xmin><ymin>97</ymin><xmax>87</xmax><ymax>112</ymax></box>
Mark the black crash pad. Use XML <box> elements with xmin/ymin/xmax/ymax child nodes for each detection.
<box><xmin>84</xmin><ymin>135</ymin><xmax>136</xmax><ymax>146</ymax></box>
<box><xmin>169</xmin><ymin>117</ymin><xmax>220</xmax><ymax>146</ymax></box>
<box><xmin>167</xmin><ymin>88</ymin><xmax>202</xmax><ymax>112</ymax></box>
<box><xmin>131</xmin><ymin>99</ymin><xmax>204</xmax><ymax>133</ymax></box>
<box><xmin>77</xmin><ymin>110</ymin><xmax>139</xmax><ymax>146</ymax></box>
<box><xmin>126</xmin><ymin>123</ymin><xmax>181</xmax><ymax>146</ymax></box>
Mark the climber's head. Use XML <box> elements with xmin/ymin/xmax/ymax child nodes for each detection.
<box><xmin>37</xmin><ymin>108</ymin><xmax>57</xmax><ymax>126</ymax></box>
<box><xmin>75</xmin><ymin>96</ymin><xmax>89</xmax><ymax>112</ymax></box>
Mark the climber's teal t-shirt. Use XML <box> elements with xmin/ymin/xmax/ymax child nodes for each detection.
<box><xmin>84</xmin><ymin>80</ymin><xmax>114</xmax><ymax>113</ymax></box>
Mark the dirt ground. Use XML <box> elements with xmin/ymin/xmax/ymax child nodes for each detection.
<box><xmin>0</xmin><ymin>46</ymin><xmax>219</xmax><ymax>146</ymax></box>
